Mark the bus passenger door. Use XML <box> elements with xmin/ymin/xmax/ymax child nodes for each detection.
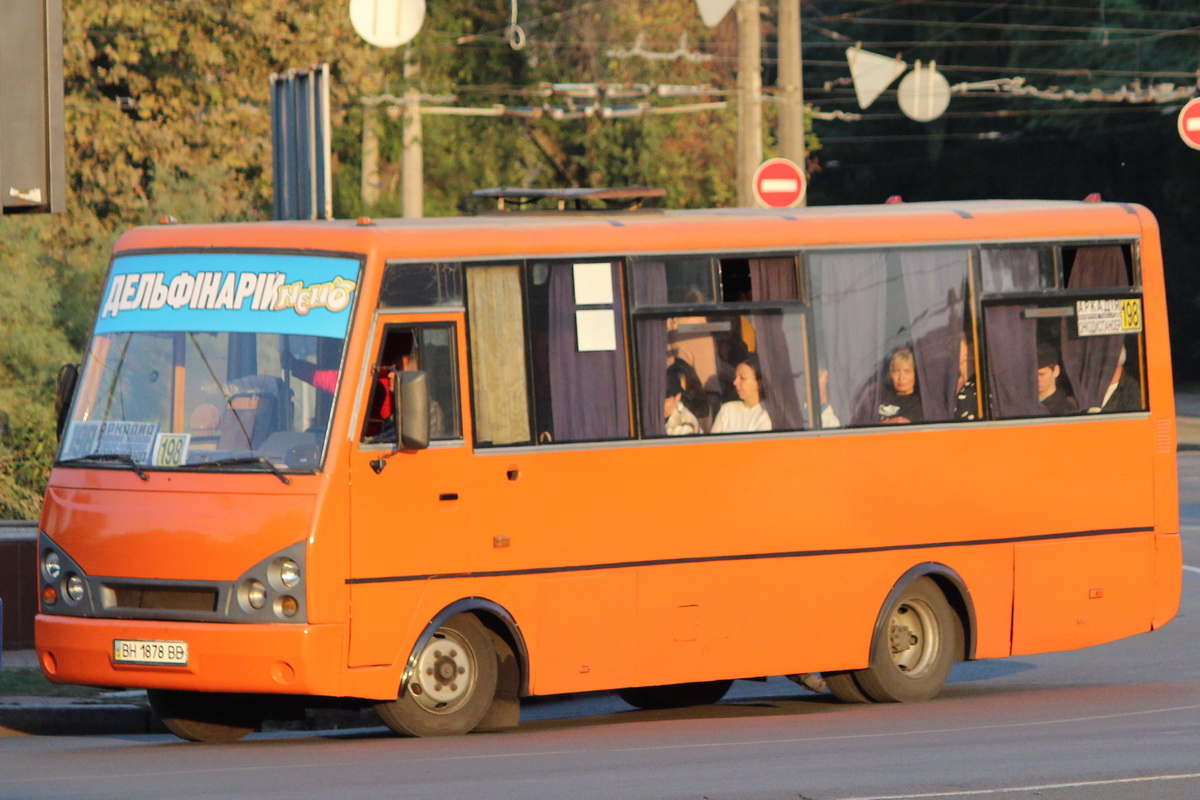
<box><xmin>346</xmin><ymin>314</ymin><xmax>470</xmax><ymax>667</ymax></box>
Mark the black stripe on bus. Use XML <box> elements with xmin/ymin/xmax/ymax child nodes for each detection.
<box><xmin>344</xmin><ymin>525</ymin><xmax>1154</xmax><ymax>585</ymax></box>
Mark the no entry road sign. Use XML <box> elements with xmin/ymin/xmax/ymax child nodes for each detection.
<box><xmin>1179</xmin><ymin>98</ymin><xmax>1200</xmax><ymax>150</ymax></box>
<box><xmin>752</xmin><ymin>158</ymin><xmax>807</xmax><ymax>208</ymax></box>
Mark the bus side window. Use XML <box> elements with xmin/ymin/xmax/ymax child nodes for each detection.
<box><xmin>811</xmin><ymin>248</ymin><xmax>971</xmax><ymax>427</ymax></box>
<box><xmin>360</xmin><ymin>325</ymin><xmax>461</xmax><ymax>443</ymax></box>
<box><xmin>525</xmin><ymin>260</ymin><xmax>632</xmax><ymax>444</ymax></box>
<box><xmin>634</xmin><ymin>256</ymin><xmax>808</xmax><ymax>438</ymax></box>
<box><xmin>467</xmin><ymin>265</ymin><xmax>533</xmax><ymax>447</ymax></box>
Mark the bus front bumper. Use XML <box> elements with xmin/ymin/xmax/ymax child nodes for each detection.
<box><xmin>35</xmin><ymin>615</ymin><xmax>347</xmax><ymax>697</ymax></box>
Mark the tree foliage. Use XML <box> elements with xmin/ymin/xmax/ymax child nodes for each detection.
<box><xmin>801</xmin><ymin>0</ymin><xmax>1200</xmax><ymax>378</ymax></box>
<box><xmin>0</xmin><ymin>0</ymin><xmax>382</xmax><ymax>517</ymax></box>
<box><xmin>0</xmin><ymin>0</ymin><xmax>760</xmax><ymax>516</ymax></box>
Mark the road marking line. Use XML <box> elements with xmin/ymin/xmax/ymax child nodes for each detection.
<box><xmin>833</xmin><ymin>771</ymin><xmax>1200</xmax><ymax>799</ymax></box>
<box><xmin>5</xmin><ymin>703</ymin><xmax>1200</xmax><ymax>785</ymax></box>
<box><xmin>1184</xmin><ymin>564</ymin><xmax>1200</xmax><ymax>575</ymax></box>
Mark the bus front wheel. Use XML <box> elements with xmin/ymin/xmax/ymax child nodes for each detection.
<box><xmin>147</xmin><ymin>689</ymin><xmax>263</xmax><ymax>743</ymax></box>
<box><xmin>853</xmin><ymin>577</ymin><xmax>957</xmax><ymax>703</ymax></box>
<box><xmin>376</xmin><ymin>614</ymin><xmax>499</xmax><ymax>737</ymax></box>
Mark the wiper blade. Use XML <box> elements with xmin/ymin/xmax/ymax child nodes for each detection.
<box><xmin>58</xmin><ymin>453</ymin><xmax>150</xmax><ymax>482</ymax></box>
<box><xmin>191</xmin><ymin>457</ymin><xmax>292</xmax><ymax>485</ymax></box>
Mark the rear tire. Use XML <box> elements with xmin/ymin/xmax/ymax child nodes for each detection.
<box><xmin>617</xmin><ymin>679</ymin><xmax>733</xmax><ymax>710</ymax></box>
<box><xmin>853</xmin><ymin>577</ymin><xmax>957</xmax><ymax>703</ymax></box>
<box><xmin>824</xmin><ymin>671</ymin><xmax>872</xmax><ymax>704</ymax></box>
<box><xmin>147</xmin><ymin>690</ymin><xmax>262</xmax><ymax>743</ymax></box>
<box><xmin>375</xmin><ymin>614</ymin><xmax>498</xmax><ymax>737</ymax></box>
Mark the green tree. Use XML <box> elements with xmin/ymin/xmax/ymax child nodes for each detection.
<box><xmin>0</xmin><ymin>0</ymin><xmax>382</xmax><ymax>516</ymax></box>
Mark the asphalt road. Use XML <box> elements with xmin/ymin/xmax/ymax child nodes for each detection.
<box><xmin>2</xmin><ymin>456</ymin><xmax>1199</xmax><ymax>800</ymax></box>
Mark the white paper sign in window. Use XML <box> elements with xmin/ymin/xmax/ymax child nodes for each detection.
<box><xmin>576</xmin><ymin>309</ymin><xmax>617</xmax><ymax>352</ymax></box>
<box><xmin>1076</xmin><ymin>298</ymin><xmax>1142</xmax><ymax>337</ymax></box>
<box><xmin>573</xmin><ymin>262</ymin><xmax>614</xmax><ymax>305</ymax></box>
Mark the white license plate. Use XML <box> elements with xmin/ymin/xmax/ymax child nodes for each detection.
<box><xmin>113</xmin><ymin>639</ymin><xmax>189</xmax><ymax>666</ymax></box>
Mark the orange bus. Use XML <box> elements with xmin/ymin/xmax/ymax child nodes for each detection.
<box><xmin>37</xmin><ymin>199</ymin><xmax>1181</xmax><ymax>742</ymax></box>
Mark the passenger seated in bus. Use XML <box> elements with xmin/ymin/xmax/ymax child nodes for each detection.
<box><xmin>664</xmin><ymin>368</ymin><xmax>701</xmax><ymax>436</ymax></box>
<box><xmin>667</xmin><ymin>313</ymin><xmax>723</xmax><ymax>397</ymax></box>
<box><xmin>667</xmin><ymin>357</ymin><xmax>712</xmax><ymax>431</ymax></box>
<box><xmin>1037</xmin><ymin>343</ymin><xmax>1078</xmax><ymax>415</ymax></box>
<box><xmin>711</xmin><ymin>354</ymin><xmax>772</xmax><ymax>433</ymax></box>
<box><xmin>955</xmin><ymin>335</ymin><xmax>978</xmax><ymax>421</ymax></box>
<box><xmin>818</xmin><ymin>367</ymin><xmax>841</xmax><ymax>428</ymax></box>
<box><xmin>879</xmin><ymin>346</ymin><xmax>923</xmax><ymax>424</ymax></box>
<box><xmin>1097</xmin><ymin>346</ymin><xmax>1141</xmax><ymax>413</ymax></box>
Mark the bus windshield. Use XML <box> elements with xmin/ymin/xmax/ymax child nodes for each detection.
<box><xmin>58</xmin><ymin>251</ymin><xmax>362</xmax><ymax>472</ymax></box>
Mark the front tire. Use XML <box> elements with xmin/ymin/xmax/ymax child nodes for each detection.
<box><xmin>147</xmin><ymin>690</ymin><xmax>263</xmax><ymax>743</ymax></box>
<box><xmin>375</xmin><ymin>614</ymin><xmax>498</xmax><ymax>737</ymax></box>
<box><xmin>617</xmin><ymin>679</ymin><xmax>733</xmax><ymax>710</ymax></box>
<box><xmin>853</xmin><ymin>577</ymin><xmax>957</xmax><ymax>703</ymax></box>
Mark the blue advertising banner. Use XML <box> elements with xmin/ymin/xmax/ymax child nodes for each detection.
<box><xmin>95</xmin><ymin>252</ymin><xmax>361</xmax><ymax>339</ymax></box>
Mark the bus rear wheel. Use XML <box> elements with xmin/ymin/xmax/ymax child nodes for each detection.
<box><xmin>147</xmin><ymin>690</ymin><xmax>263</xmax><ymax>743</ymax></box>
<box><xmin>853</xmin><ymin>577</ymin><xmax>957</xmax><ymax>703</ymax></box>
<box><xmin>617</xmin><ymin>679</ymin><xmax>733</xmax><ymax>710</ymax></box>
<box><xmin>375</xmin><ymin>614</ymin><xmax>498</xmax><ymax>737</ymax></box>
<box><xmin>823</xmin><ymin>671</ymin><xmax>872</xmax><ymax>703</ymax></box>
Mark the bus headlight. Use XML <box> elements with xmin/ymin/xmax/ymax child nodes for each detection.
<box><xmin>42</xmin><ymin>551</ymin><xmax>61</xmax><ymax>581</ymax></box>
<box><xmin>240</xmin><ymin>579</ymin><xmax>267</xmax><ymax>611</ymax></box>
<box><xmin>65</xmin><ymin>575</ymin><xmax>85</xmax><ymax>603</ymax></box>
<box><xmin>277</xmin><ymin>559</ymin><xmax>301</xmax><ymax>589</ymax></box>
<box><xmin>231</xmin><ymin>541</ymin><xmax>307</xmax><ymax>623</ymax></box>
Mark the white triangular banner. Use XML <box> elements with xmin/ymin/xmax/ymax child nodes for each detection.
<box><xmin>846</xmin><ymin>46</ymin><xmax>907</xmax><ymax>109</ymax></box>
<box><xmin>695</xmin><ymin>0</ymin><xmax>738</xmax><ymax>28</ymax></box>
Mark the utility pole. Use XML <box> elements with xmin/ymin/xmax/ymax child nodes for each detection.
<box><xmin>777</xmin><ymin>0</ymin><xmax>806</xmax><ymax>204</ymax></box>
<box><xmin>361</xmin><ymin>104</ymin><xmax>380</xmax><ymax>208</ymax></box>
<box><xmin>735</xmin><ymin>0</ymin><xmax>763</xmax><ymax>207</ymax></box>
<box><xmin>401</xmin><ymin>47</ymin><xmax>423</xmax><ymax>218</ymax></box>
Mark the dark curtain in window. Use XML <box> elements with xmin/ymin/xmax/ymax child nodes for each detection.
<box><xmin>548</xmin><ymin>263</ymin><xmax>631</xmax><ymax>441</ymax></box>
<box><xmin>898</xmin><ymin>250</ymin><xmax>968</xmax><ymax>422</ymax></box>
<box><xmin>812</xmin><ymin>251</ymin><xmax>888</xmax><ymax>426</ymax></box>
<box><xmin>749</xmin><ymin>258</ymin><xmax>805</xmax><ymax>429</ymax></box>
<box><xmin>1061</xmin><ymin>246</ymin><xmax>1130</xmax><ymax>411</ymax></box>
<box><xmin>981</xmin><ymin>248</ymin><xmax>1041</xmax><ymax>293</ymax></box>
<box><xmin>634</xmin><ymin>261</ymin><xmax>668</xmax><ymax>436</ymax></box>
<box><xmin>985</xmin><ymin>305</ymin><xmax>1042</xmax><ymax>418</ymax></box>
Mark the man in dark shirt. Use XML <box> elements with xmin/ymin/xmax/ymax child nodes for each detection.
<box><xmin>1037</xmin><ymin>343</ymin><xmax>1077</xmax><ymax>415</ymax></box>
<box><xmin>1099</xmin><ymin>346</ymin><xmax>1142</xmax><ymax>413</ymax></box>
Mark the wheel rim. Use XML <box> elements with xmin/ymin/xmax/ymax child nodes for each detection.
<box><xmin>409</xmin><ymin>629</ymin><xmax>477</xmax><ymax>714</ymax></box>
<box><xmin>887</xmin><ymin>597</ymin><xmax>939</xmax><ymax>677</ymax></box>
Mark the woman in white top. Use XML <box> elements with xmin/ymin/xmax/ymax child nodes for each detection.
<box><xmin>711</xmin><ymin>354</ymin><xmax>772</xmax><ymax>433</ymax></box>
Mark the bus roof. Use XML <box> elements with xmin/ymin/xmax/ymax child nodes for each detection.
<box><xmin>115</xmin><ymin>200</ymin><xmax>1152</xmax><ymax>261</ymax></box>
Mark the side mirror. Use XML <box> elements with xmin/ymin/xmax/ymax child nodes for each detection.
<box><xmin>55</xmin><ymin>363</ymin><xmax>80</xmax><ymax>440</ymax></box>
<box><xmin>397</xmin><ymin>370</ymin><xmax>429</xmax><ymax>451</ymax></box>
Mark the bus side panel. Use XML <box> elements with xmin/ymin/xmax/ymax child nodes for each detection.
<box><xmin>530</xmin><ymin>571</ymin><xmax>638</xmax><ymax>694</ymax></box>
<box><xmin>347</xmin><ymin>581</ymin><xmax>428</xmax><ymax>667</ymax></box>
<box><xmin>1152</xmin><ymin>532</ymin><xmax>1182</xmax><ymax>629</ymax></box>
<box><xmin>931</xmin><ymin>544</ymin><xmax>1015</xmax><ymax>660</ymax></box>
<box><xmin>1011</xmin><ymin>532</ymin><xmax>1153</xmax><ymax>656</ymax></box>
<box><xmin>631</xmin><ymin>555</ymin><xmax>887</xmax><ymax>683</ymax></box>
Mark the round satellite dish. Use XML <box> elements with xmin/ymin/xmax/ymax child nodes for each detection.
<box><xmin>349</xmin><ymin>0</ymin><xmax>426</xmax><ymax>48</ymax></box>
<box><xmin>896</xmin><ymin>62</ymin><xmax>950</xmax><ymax>122</ymax></box>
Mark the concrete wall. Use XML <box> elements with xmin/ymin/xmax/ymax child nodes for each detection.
<box><xmin>0</xmin><ymin>522</ymin><xmax>37</xmax><ymax>650</ymax></box>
